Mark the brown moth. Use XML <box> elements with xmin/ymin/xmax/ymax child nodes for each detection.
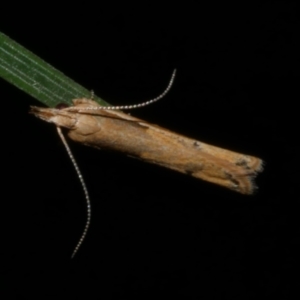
<box><xmin>31</xmin><ymin>99</ymin><xmax>263</xmax><ymax>195</ymax></box>
<box><xmin>31</xmin><ymin>70</ymin><xmax>263</xmax><ymax>257</ymax></box>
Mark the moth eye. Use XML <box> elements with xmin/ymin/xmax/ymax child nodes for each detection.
<box><xmin>56</xmin><ymin>103</ymin><xmax>69</xmax><ymax>109</ymax></box>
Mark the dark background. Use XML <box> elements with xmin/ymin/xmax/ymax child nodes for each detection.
<box><xmin>1</xmin><ymin>3</ymin><xmax>299</xmax><ymax>298</ymax></box>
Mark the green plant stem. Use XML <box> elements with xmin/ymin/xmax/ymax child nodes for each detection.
<box><xmin>0</xmin><ymin>32</ymin><xmax>109</xmax><ymax>107</ymax></box>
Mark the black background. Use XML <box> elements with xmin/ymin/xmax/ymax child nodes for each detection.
<box><xmin>1</xmin><ymin>3</ymin><xmax>299</xmax><ymax>298</ymax></box>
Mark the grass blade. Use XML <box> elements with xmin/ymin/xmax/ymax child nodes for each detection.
<box><xmin>0</xmin><ymin>32</ymin><xmax>109</xmax><ymax>107</ymax></box>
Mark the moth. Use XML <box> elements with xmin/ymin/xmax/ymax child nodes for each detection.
<box><xmin>31</xmin><ymin>70</ymin><xmax>263</xmax><ymax>257</ymax></box>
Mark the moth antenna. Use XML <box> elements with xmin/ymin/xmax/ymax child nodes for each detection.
<box><xmin>70</xmin><ymin>69</ymin><xmax>176</xmax><ymax>112</ymax></box>
<box><xmin>56</xmin><ymin>126</ymin><xmax>91</xmax><ymax>259</ymax></box>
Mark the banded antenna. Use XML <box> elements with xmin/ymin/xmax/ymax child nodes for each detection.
<box><xmin>58</xmin><ymin>69</ymin><xmax>177</xmax><ymax>258</ymax></box>
<box><xmin>67</xmin><ymin>69</ymin><xmax>176</xmax><ymax>112</ymax></box>
<box><xmin>56</xmin><ymin>127</ymin><xmax>91</xmax><ymax>259</ymax></box>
